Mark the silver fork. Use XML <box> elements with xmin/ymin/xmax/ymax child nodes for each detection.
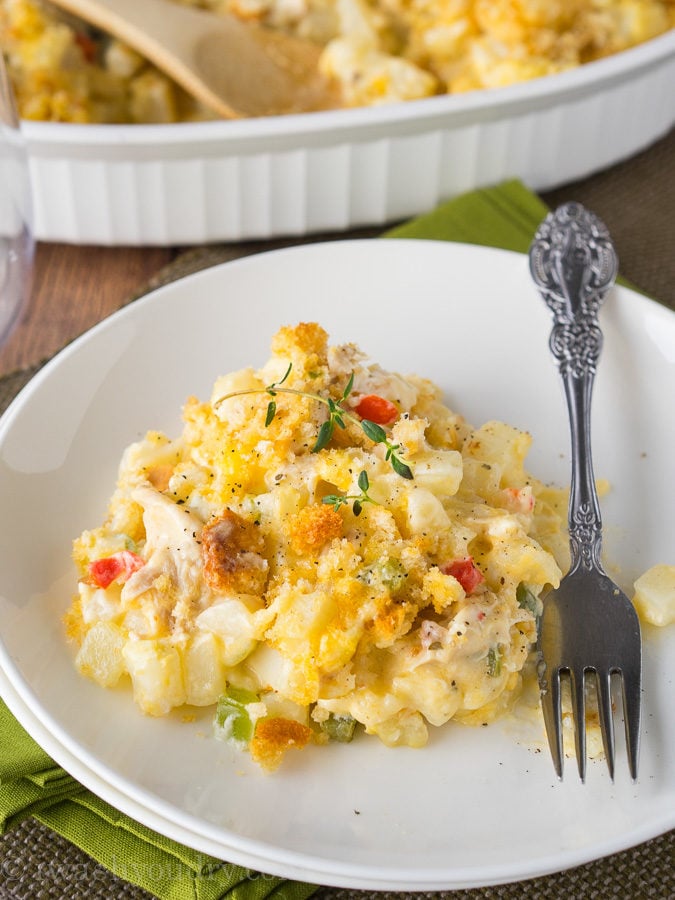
<box><xmin>529</xmin><ymin>202</ymin><xmax>642</xmax><ymax>782</ymax></box>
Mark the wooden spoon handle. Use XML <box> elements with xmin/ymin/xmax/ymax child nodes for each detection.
<box><xmin>52</xmin><ymin>0</ymin><xmax>202</xmax><ymax>56</ymax></box>
<box><xmin>51</xmin><ymin>0</ymin><xmax>330</xmax><ymax>118</ymax></box>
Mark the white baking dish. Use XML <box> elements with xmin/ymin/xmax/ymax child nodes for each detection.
<box><xmin>22</xmin><ymin>28</ymin><xmax>675</xmax><ymax>246</ymax></box>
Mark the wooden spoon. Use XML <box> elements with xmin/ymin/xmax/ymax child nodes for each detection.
<box><xmin>50</xmin><ymin>0</ymin><xmax>340</xmax><ymax>118</ymax></box>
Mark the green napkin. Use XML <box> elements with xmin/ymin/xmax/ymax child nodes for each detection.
<box><xmin>386</xmin><ymin>179</ymin><xmax>636</xmax><ymax>292</ymax></box>
<box><xmin>0</xmin><ymin>178</ymin><xmax>551</xmax><ymax>900</ymax></box>
<box><xmin>385</xmin><ymin>178</ymin><xmax>549</xmax><ymax>251</ymax></box>
<box><xmin>0</xmin><ymin>707</ymin><xmax>315</xmax><ymax>900</ymax></box>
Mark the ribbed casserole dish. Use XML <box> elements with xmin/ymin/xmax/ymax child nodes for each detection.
<box><xmin>22</xmin><ymin>28</ymin><xmax>675</xmax><ymax>245</ymax></box>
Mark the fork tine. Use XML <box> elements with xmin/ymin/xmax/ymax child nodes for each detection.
<box><xmin>594</xmin><ymin>669</ymin><xmax>615</xmax><ymax>781</ymax></box>
<box><xmin>541</xmin><ymin>666</ymin><xmax>564</xmax><ymax>779</ymax></box>
<box><xmin>621</xmin><ymin>662</ymin><xmax>642</xmax><ymax>782</ymax></box>
<box><xmin>570</xmin><ymin>668</ymin><xmax>587</xmax><ymax>782</ymax></box>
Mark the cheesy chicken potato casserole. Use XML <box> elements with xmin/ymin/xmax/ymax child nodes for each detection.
<box><xmin>67</xmin><ymin>323</ymin><xmax>570</xmax><ymax>770</ymax></box>
<box><xmin>1</xmin><ymin>0</ymin><xmax>673</xmax><ymax>121</ymax></box>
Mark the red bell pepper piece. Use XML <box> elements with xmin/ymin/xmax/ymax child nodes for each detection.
<box><xmin>354</xmin><ymin>394</ymin><xmax>399</xmax><ymax>425</ymax></box>
<box><xmin>89</xmin><ymin>550</ymin><xmax>144</xmax><ymax>589</ymax></box>
<box><xmin>441</xmin><ymin>557</ymin><xmax>484</xmax><ymax>594</ymax></box>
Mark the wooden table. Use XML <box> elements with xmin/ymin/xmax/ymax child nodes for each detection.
<box><xmin>0</xmin><ymin>243</ymin><xmax>176</xmax><ymax>376</ymax></box>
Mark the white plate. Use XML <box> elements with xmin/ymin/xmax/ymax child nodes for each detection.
<box><xmin>0</xmin><ymin>241</ymin><xmax>673</xmax><ymax>890</ymax></box>
<box><xmin>23</xmin><ymin>30</ymin><xmax>675</xmax><ymax>245</ymax></box>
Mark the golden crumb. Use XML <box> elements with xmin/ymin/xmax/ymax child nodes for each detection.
<box><xmin>250</xmin><ymin>717</ymin><xmax>313</xmax><ymax>771</ymax></box>
<box><xmin>289</xmin><ymin>504</ymin><xmax>343</xmax><ymax>554</ymax></box>
<box><xmin>201</xmin><ymin>510</ymin><xmax>268</xmax><ymax>594</ymax></box>
<box><xmin>270</xmin><ymin>322</ymin><xmax>329</xmax><ymax>378</ymax></box>
<box><xmin>271</xmin><ymin>322</ymin><xmax>328</xmax><ymax>359</ymax></box>
<box><xmin>62</xmin><ymin>600</ymin><xmax>86</xmax><ymax>645</ymax></box>
<box><xmin>365</xmin><ymin>600</ymin><xmax>411</xmax><ymax>648</ymax></box>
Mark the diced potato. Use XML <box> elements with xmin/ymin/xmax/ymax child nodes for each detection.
<box><xmin>261</xmin><ymin>691</ymin><xmax>309</xmax><ymax>725</ymax></box>
<box><xmin>411</xmin><ymin>449</ymin><xmax>463</xmax><ymax>497</ymax></box>
<box><xmin>195</xmin><ymin>595</ymin><xmax>262</xmax><ymax>666</ymax></box>
<box><xmin>461</xmin><ymin>457</ymin><xmax>502</xmax><ymax>497</ymax></box>
<box><xmin>463</xmin><ymin>421</ymin><xmax>531</xmax><ymax>486</ymax></box>
<box><xmin>483</xmin><ymin>532</ymin><xmax>562</xmax><ymax>589</ymax></box>
<box><xmin>75</xmin><ymin>621</ymin><xmax>127</xmax><ymax>688</ymax></box>
<box><xmin>123</xmin><ymin>640</ymin><xmax>186</xmax><ymax>716</ymax></box>
<box><xmin>320</xmin><ymin>39</ymin><xmax>437</xmax><ymax>106</ymax></box>
<box><xmin>268</xmin><ymin>586</ymin><xmax>337</xmax><ymax>644</ymax></box>
<box><xmin>183</xmin><ymin>632</ymin><xmax>226</xmax><ymax>706</ymax></box>
<box><xmin>406</xmin><ymin>487</ymin><xmax>451</xmax><ymax>534</ymax></box>
<box><xmin>256</xmin><ymin>484</ymin><xmax>304</xmax><ymax>518</ymax></box>
<box><xmin>104</xmin><ymin>39</ymin><xmax>144</xmax><ymax>79</ymax></box>
<box><xmin>128</xmin><ymin>70</ymin><xmax>177</xmax><ymax>124</ymax></box>
<box><xmin>633</xmin><ymin>565</ymin><xmax>675</xmax><ymax>627</ymax></box>
<box><xmin>79</xmin><ymin>582</ymin><xmax>122</xmax><ymax>625</ymax></box>
<box><xmin>245</xmin><ymin>643</ymin><xmax>294</xmax><ymax>695</ymax></box>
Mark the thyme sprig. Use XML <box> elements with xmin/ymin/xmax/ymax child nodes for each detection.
<box><xmin>323</xmin><ymin>471</ymin><xmax>375</xmax><ymax>517</ymax></box>
<box><xmin>264</xmin><ymin>361</ymin><xmax>293</xmax><ymax>426</ymax></box>
<box><xmin>215</xmin><ymin>364</ymin><xmax>413</xmax><ymax>479</ymax></box>
<box><xmin>359</xmin><ymin>419</ymin><xmax>412</xmax><ymax>480</ymax></box>
<box><xmin>313</xmin><ymin>372</ymin><xmax>354</xmax><ymax>453</ymax></box>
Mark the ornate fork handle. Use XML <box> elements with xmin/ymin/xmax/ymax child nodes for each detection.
<box><xmin>529</xmin><ymin>202</ymin><xmax>618</xmax><ymax>574</ymax></box>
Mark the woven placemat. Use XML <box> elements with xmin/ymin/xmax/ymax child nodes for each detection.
<box><xmin>0</xmin><ymin>818</ymin><xmax>672</xmax><ymax>899</ymax></box>
<box><xmin>1</xmin><ymin>130</ymin><xmax>673</xmax><ymax>899</ymax></box>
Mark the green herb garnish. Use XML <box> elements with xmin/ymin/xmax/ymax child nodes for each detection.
<box><xmin>215</xmin><ymin>365</ymin><xmax>412</xmax><ymax>479</ymax></box>
<box><xmin>323</xmin><ymin>470</ymin><xmax>375</xmax><ymax>517</ymax></box>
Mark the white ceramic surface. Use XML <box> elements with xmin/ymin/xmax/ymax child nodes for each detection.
<box><xmin>22</xmin><ymin>29</ymin><xmax>675</xmax><ymax>245</ymax></box>
<box><xmin>0</xmin><ymin>241</ymin><xmax>673</xmax><ymax>889</ymax></box>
